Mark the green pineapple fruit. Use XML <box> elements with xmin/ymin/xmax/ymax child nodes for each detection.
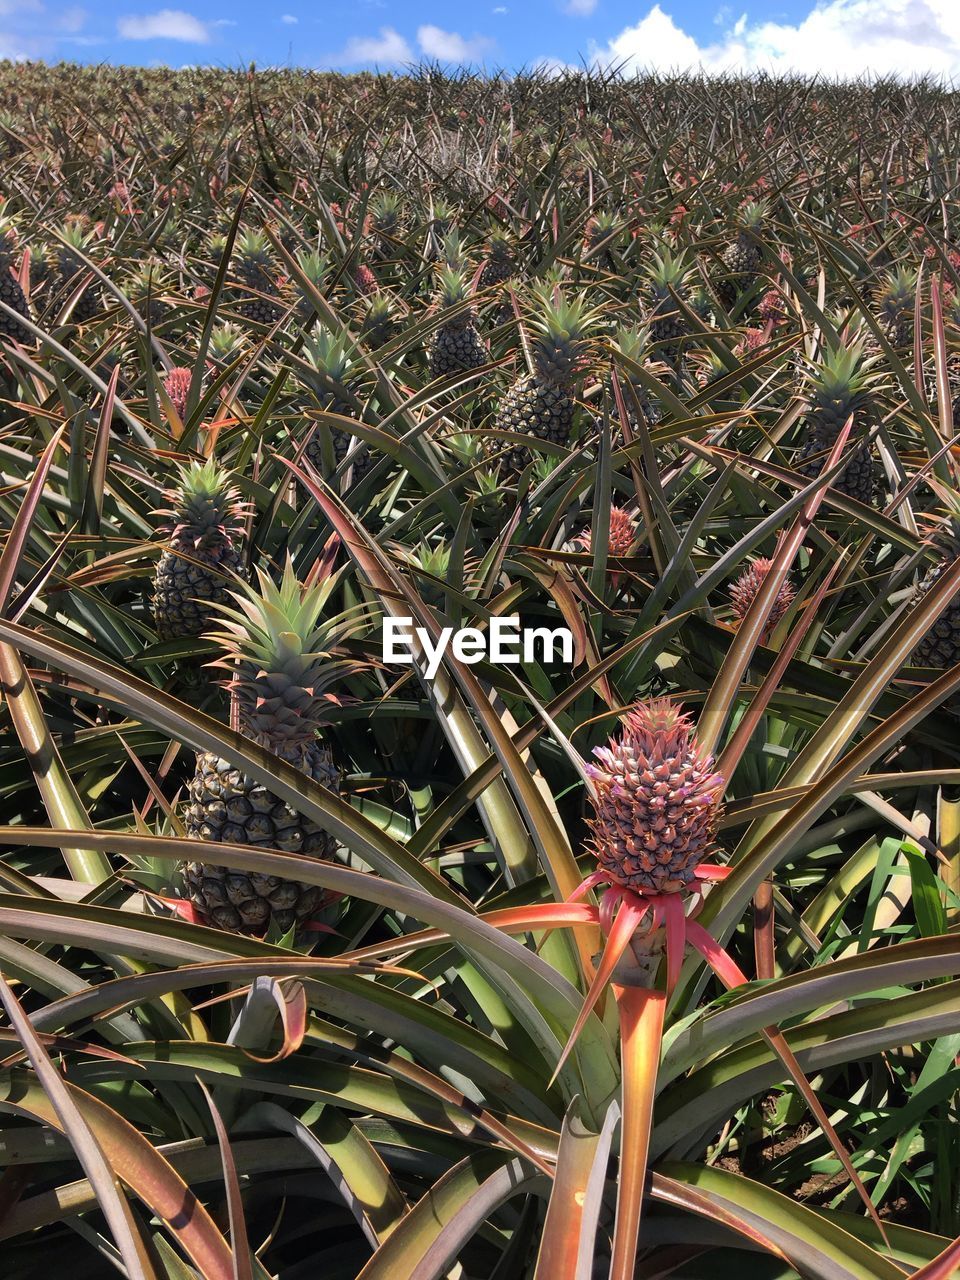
<box><xmin>796</xmin><ymin>344</ymin><xmax>880</xmax><ymax>506</ymax></box>
<box><xmin>427</xmin><ymin>268</ymin><xmax>486</xmax><ymax>379</ymax></box>
<box><xmin>584</xmin><ymin>211</ymin><xmax>620</xmax><ymax>270</ymax></box>
<box><xmin>0</xmin><ymin>219</ymin><xmax>32</xmax><ymax>343</ymax></box>
<box><xmin>718</xmin><ymin>201</ymin><xmax>767</xmax><ymax>307</ymax></box>
<box><xmin>54</xmin><ymin>222</ymin><xmax>101</xmax><ymax>323</ymax></box>
<box><xmin>369</xmin><ymin>191</ymin><xmax>401</xmax><ymax>262</ymax></box>
<box><xmin>236</xmin><ymin>229</ymin><xmax>282</xmax><ymax>326</ymax></box>
<box><xmin>910</xmin><ymin>500</ymin><xmax>960</xmax><ymax>671</ymax></box>
<box><xmin>478</xmin><ymin>230</ymin><xmax>515</xmax><ymax>290</ymax></box>
<box><xmin>153</xmin><ymin>461</ymin><xmax>247</xmax><ymax>640</ymax></box>
<box><xmin>360</xmin><ymin>294</ymin><xmax>395</xmax><ymax>349</ymax></box>
<box><xmin>303</xmin><ymin>329</ymin><xmax>373</xmax><ymax>482</ymax></box>
<box><xmin>610</xmin><ymin>327</ymin><xmax>662</xmax><ymax>429</ymax></box>
<box><xmin>293</xmin><ymin>248</ymin><xmax>330</xmax><ymax>318</ymax></box>
<box><xmin>183</xmin><ymin>560</ymin><xmax>360</xmax><ymax>936</ymax></box>
<box><xmin>646</xmin><ymin>249</ymin><xmax>690</xmax><ymax>361</ymax></box>
<box><xmin>494</xmin><ymin>290</ymin><xmax>597</xmax><ymax>473</ymax></box>
<box><xmin>875</xmin><ymin>267</ymin><xmax>916</xmax><ymax>348</ymax></box>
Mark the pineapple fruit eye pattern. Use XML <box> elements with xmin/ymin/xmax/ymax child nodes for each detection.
<box><xmin>2</xmin><ymin>63</ymin><xmax>960</xmax><ymax>1280</ymax></box>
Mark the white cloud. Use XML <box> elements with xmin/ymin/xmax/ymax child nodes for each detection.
<box><xmin>281</xmin><ymin>12</ymin><xmax>297</xmax><ymax>22</ymax></box>
<box><xmin>117</xmin><ymin>7</ymin><xmax>210</xmax><ymax>41</ymax></box>
<box><xmin>493</xmin><ymin>4</ymin><xmax>508</xmax><ymax>11</ymax></box>
<box><xmin>417</xmin><ymin>24</ymin><xmax>493</xmax><ymax>61</ymax></box>
<box><xmin>564</xmin><ymin>0</ymin><xmax>597</xmax><ymax>14</ymax></box>
<box><xmin>58</xmin><ymin>6</ymin><xmax>87</xmax><ymax>30</ymax></box>
<box><xmin>326</xmin><ymin>25</ymin><xmax>411</xmax><ymax>66</ymax></box>
<box><xmin>592</xmin><ymin>0</ymin><xmax>960</xmax><ymax>77</ymax></box>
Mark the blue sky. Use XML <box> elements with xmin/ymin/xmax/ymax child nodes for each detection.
<box><xmin>4</xmin><ymin>0</ymin><xmax>960</xmax><ymax>78</ymax></box>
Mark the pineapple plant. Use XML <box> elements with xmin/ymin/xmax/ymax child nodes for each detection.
<box><xmin>0</xmin><ymin>219</ymin><xmax>32</xmax><ymax>343</ymax></box>
<box><xmin>910</xmin><ymin>501</ymin><xmax>960</xmax><ymax>670</ymax></box>
<box><xmin>303</xmin><ymin>329</ymin><xmax>373</xmax><ymax>482</ymax></box>
<box><xmin>53</xmin><ymin>221</ymin><xmax>101</xmax><ymax>323</ymax></box>
<box><xmin>573</xmin><ymin>505</ymin><xmax>637</xmax><ymax>556</ymax></box>
<box><xmin>124</xmin><ymin>260</ymin><xmax>172</xmax><ymax>326</ymax></box>
<box><xmin>875</xmin><ymin>266</ymin><xmax>916</xmax><ymax>348</ymax></box>
<box><xmin>427</xmin><ymin>268</ymin><xmax>487</xmax><ymax>379</ymax></box>
<box><xmin>645</xmin><ymin>249</ymin><xmax>690</xmax><ymax>362</ymax></box>
<box><xmin>795</xmin><ymin>344</ymin><xmax>880</xmax><ymax>506</ymax></box>
<box><xmin>162</xmin><ymin>366</ymin><xmax>194</xmax><ymax>421</ymax></box>
<box><xmin>730</xmin><ymin>557</ymin><xmax>796</xmax><ymax>640</ymax></box>
<box><xmin>235</xmin><ymin>229</ymin><xmax>282</xmax><ymax>326</ymax></box>
<box><xmin>360</xmin><ymin>294</ymin><xmax>395</xmax><ymax>349</ymax></box>
<box><xmin>584</xmin><ymin>211</ymin><xmax>620</xmax><ymax>270</ymax></box>
<box><xmin>152</xmin><ymin>461</ymin><xmax>247</xmax><ymax>641</ymax></box>
<box><xmin>182</xmin><ymin>560</ymin><xmax>358</xmax><ymax>937</ymax></box>
<box><xmin>494</xmin><ymin>290</ymin><xmax>597</xmax><ymax>473</ymax></box>
<box><xmin>610</xmin><ymin>326</ymin><xmax>662</xmax><ymax>430</ymax></box>
<box><xmin>293</xmin><ymin>248</ymin><xmax>330</xmax><ymax>318</ymax></box>
<box><xmin>586</xmin><ymin>699</ymin><xmax>724</xmax><ymax>894</ymax></box>
<box><xmin>478</xmin><ymin>229</ymin><xmax>515</xmax><ymax>290</ymax></box>
<box><xmin>718</xmin><ymin>201</ymin><xmax>767</xmax><ymax>307</ymax></box>
<box><xmin>369</xmin><ymin>191</ymin><xmax>401</xmax><ymax>262</ymax></box>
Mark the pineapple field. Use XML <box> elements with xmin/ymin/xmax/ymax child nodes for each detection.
<box><xmin>3</xmin><ymin>61</ymin><xmax>960</xmax><ymax>1279</ymax></box>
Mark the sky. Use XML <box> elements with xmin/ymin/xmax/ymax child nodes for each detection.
<box><xmin>4</xmin><ymin>0</ymin><xmax>960</xmax><ymax>79</ymax></box>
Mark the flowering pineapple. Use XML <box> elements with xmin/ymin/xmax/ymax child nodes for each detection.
<box><xmin>183</xmin><ymin>560</ymin><xmax>361</xmax><ymax>937</ymax></box>
<box><xmin>575</xmin><ymin>506</ymin><xmax>637</xmax><ymax>557</ymax></box>
<box><xmin>162</xmin><ymin>366</ymin><xmax>194</xmax><ymax>421</ymax></box>
<box><xmin>730</xmin><ymin>557</ymin><xmax>795</xmax><ymax>639</ymax></box>
<box><xmin>427</xmin><ymin>268</ymin><xmax>486</xmax><ymax>379</ymax></box>
<box><xmin>586</xmin><ymin>700</ymin><xmax>724</xmax><ymax>894</ymax></box>
<box><xmin>152</xmin><ymin>461</ymin><xmax>247</xmax><ymax>641</ymax></box>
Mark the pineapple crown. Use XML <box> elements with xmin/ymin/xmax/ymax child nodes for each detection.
<box><xmin>647</xmin><ymin>248</ymin><xmax>688</xmax><ymax>297</ymax></box>
<box><xmin>236</xmin><ymin>229</ymin><xmax>272</xmax><ymax>265</ymax></box>
<box><xmin>612</xmin><ymin>326</ymin><xmax>651</xmax><ymax>364</ymax></box>
<box><xmin>304</xmin><ymin>328</ymin><xmax>356</xmax><ymax>383</ymax></box>
<box><xmin>209</xmin><ymin>321</ymin><xmax>246</xmax><ymax>362</ymax></box>
<box><xmin>435</xmin><ymin>266</ymin><xmax>474</xmax><ymax>318</ymax></box>
<box><xmin>876</xmin><ymin>267</ymin><xmax>916</xmax><ymax>314</ymax></box>
<box><xmin>586</xmin><ymin>699</ymin><xmax>725</xmax><ymax>894</ymax></box>
<box><xmin>804</xmin><ymin>342</ymin><xmax>878</xmax><ymax>407</ymax></box>
<box><xmin>370</xmin><ymin>191</ymin><xmax>400</xmax><ymax>232</ymax></box>
<box><xmin>487</xmin><ymin>229</ymin><xmax>512</xmax><ymax>260</ymax></box>
<box><xmin>159</xmin><ymin>460</ymin><xmax>247</xmax><ymax>553</ymax></box>
<box><xmin>206</xmin><ymin>557</ymin><xmax>367</xmax><ymax>748</ymax></box>
<box><xmin>527</xmin><ymin>289</ymin><xmax>598</xmax><ymax>384</ymax></box>
<box><xmin>440</xmin><ymin>231</ymin><xmax>468</xmax><ymax>272</ymax></box>
<box><xmin>296</xmin><ymin>248</ymin><xmax>329</xmax><ymax>286</ymax></box>
<box><xmin>736</xmin><ymin>200</ymin><xmax>768</xmax><ymax>232</ymax></box>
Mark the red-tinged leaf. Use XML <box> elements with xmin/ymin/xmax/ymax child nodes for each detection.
<box><xmin>907</xmin><ymin>1233</ymin><xmax>960</xmax><ymax>1279</ymax></box>
<box><xmin>533</xmin><ymin>1097</ymin><xmax>621</xmax><ymax>1280</ymax></box>
<box><xmin>230</xmin><ymin>976</ymin><xmax>307</xmax><ymax>1065</ymax></box>
<box><xmin>82</xmin><ymin>363</ymin><xmax>119</xmax><ymax>536</ymax></box>
<box><xmin>198</xmin><ymin>1083</ymin><xmax>255</xmax><ymax>1280</ymax></box>
<box><xmin>0</xmin><ymin>423</ymin><xmax>67</xmax><ymax>611</ymax></box>
<box><xmin>685</xmin><ymin>919</ymin><xmax>889</xmax><ymax>1243</ymax></box>
<box><xmin>0</xmin><ymin>974</ymin><xmax>158</xmax><ymax>1280</ymax></box>
<box><xmin>550</xmin><ymin>896</ymin><xmax>650</xmax><ymax>1087</ymax></box>
<box><xmin>0</xmin><ymin>1070</ymin><xmax>238</xmax><ymax>1278</ymax></box>
<box><xmin>660</xmin><ymin>894</ymin><xmax>686</xmax><ymax>999</ymax></box>
<box><xmin>610</xmin><ymin>986</ymin><xmax>666</xmax><ymax>1280</ymax></box>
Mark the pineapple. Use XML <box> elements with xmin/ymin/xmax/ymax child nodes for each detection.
<box><xmin>718</xmin><ymin>201</ymin><xmax>767</xmax><ymax>308</ymax></box>
<box><xmin>152</xmin><ymin>461</ymin><xmax>247</xmax><ymax>641</ymax></box>
<box><xmin>0</xmin><ymin>219</ymin><xmax>32</xmax><ymax>344</ymax></box>
<box><xmin>610</xmin><ymin>327</ymin><xmax>662</xmax><ymax>430</ymax></box>
<box><xmin>303</xmin><ymin>329</ymin><xmax>373</xmax><ymax>482</ymax></box>
<box><xmin>54</xmin><ymin>221</ymin><xmax>101</xmax><ymax>323</ymax></box>
<box><xmin>584</xmin><ymin>211</ymin><xmax>620</xmax><ymax>270</ymax></box>
<box><xmin>360</xmin><ymin>294</ymin><xmax>395</xmax><ymax>349</ymax></box>
<box><xmin>494</xmin><ymin>290</ymin><xmax>597</xmax><ymax>473</ymax></box>
<box><xmin>875</xmin><ymin>267</ymin><xmax>916</xmax><ymax>348</ymax></box>
<box><xmin>293</xmin><ymin>248</ymin><xmax>330</xmax><ymax>319</ymax></box>
<box><xmin>183</xmin><ymin>560</ymin><xmax>358</xmax><ymax>937</ymax></box>
<box><xmin>369</xmin><ymin>191</ymin><xmax>401</xmax><ymax>262</ymax></box>
<box><xmin>124</xmin><ymin>260</ymin><xmax>171</xmax><ymax>327</ymax></box>
<box><xmin>910</xmin><ymin>503</ymin><xmax>960</xmax><ymax>670</ymax></box>
<box><xmin>646</xmin><ymin>249</ymin><xmax>690</xmax><ymax>362</ymax></box>
<box><xmin>427</xmin><ymin>268</ymin><xmax>486</xmax><ymax>379</ymax></box>
<box><xmin>478</xmin><ymin>230</ymin><xmax>515</xmax><ymax>290</ymax></box>
<box><xmin>730</xmin><ymin>557</ymin><xmax>795</xmax><ymax>640</ymax></box>
<box><xmin>586</xmin><ymin>699</ymin><xmax>724</xmax><ymax>894</ymax></box>
<box><xmin>796</xmin><ymin>344</ymin><xmax>880</xmax><ymax>506</ymax></box>
<box><xmin>162</xmin><ymin>366</ymin><xmax>194</xmax><ymax>421</ymax></box>
<box><xmin>573</xmin><ymin>505</ymin><xmax>637</xmax><ymax>557</ymax></box>
<box><xmin>236</xmin><ymin>229</ymin><xmax>282</xmax><ymax>326</ymax></box>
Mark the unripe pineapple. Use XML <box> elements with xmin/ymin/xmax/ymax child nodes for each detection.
<box><xmin>796</xmin><ymin>344</ymin><xmax>880</xmax><ymax>506</ymax></box>
<box><xmin>235</xmin><ymin>229</ymin><xmax>282</xmax><ymax>326</ymax></box>
<box><xmin>369</xmin><ymin>191</ymin><xmax>401</xmax><ymax>262</ymax></box>
<box><xmin>610</xmin><ymin>327</ymin><xmax>662</xmax><ymax>430</ymax></box>
<box><xmin>183</xmin><ymin>560</ymin><xmax>360</xmax><ymax>937</ymax></box>
<box><xmin>293</xmin><ymin>248</ymin><xmax>330</xmax><ymax>318</ymax></box>
<box><xmin>586</xmin><ymin>699</ymin><xmax>724</xmax><ymax>894</ymax></box>
<box><xmin>0</xmin><ymin>219</ymin><xmax>32</xmax><ymax>343</ymax></box>
<box><xmin>875</xmin><ymin>267</ymin><xmax>916</xmax><ymax>348</ymax></box>
<box><xmin>303</xmin><ymin>329</ymin><xmax>373</xmax><ymax>482</ymax></box>
<box><xmin>478</xmin><ymin>230</ymin><xmax>515</xmax><ymax>290</ymax></box>
<box><xmin>730</xmin><ymin>557</ymin><xmax>795</xmax><ymax>640</ymax></box>
<box><xmin>360</xmin><ymin>294</ymin><xmax>395</xmax><ymax>349</ymax></box>
<box><xmin>124</xmin><ymin>260</ymin><xmax>172</xmax><ymax>327</ymax></box>
<box><xmin>910</xmin><ymin>503</ymin><xmax>960</xmax><ymax>670</ymax></box>
<box><xmin>584</xmin><ymin>211</ymin><xmax>620</xmax><ymax>270</ymax></box>
<box><xmin>495</xmin><ymin>290</ymin><xmax>598</xmax><ymax>473</ymax></box>
<box><xmin>427</xmin><ymin>268</ymin><xmax>486</xmax><ymax>379</ymax></box>
<box><xmin>152</xmin><ymin>461</ymin><xmax>247</xmax><ymax>641</ymax></box>
<box><xmin>646</xmin><ymin>249</ymin><xmax>690</xmax><ymax>361</ymax></box>
<box><xmin>208</xmin><ymin>321</ymin><xmax>246</xmax><ymax>371</ymax></box>
<box><xmin>54</xmin><ymin>221</ymin><xmax>101</xmax><ymax>323</ymax></box>
<box><xmin>718</xmin><ymin>201</ymin><xmax>767</xmax><ymax>307</ymax></box>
